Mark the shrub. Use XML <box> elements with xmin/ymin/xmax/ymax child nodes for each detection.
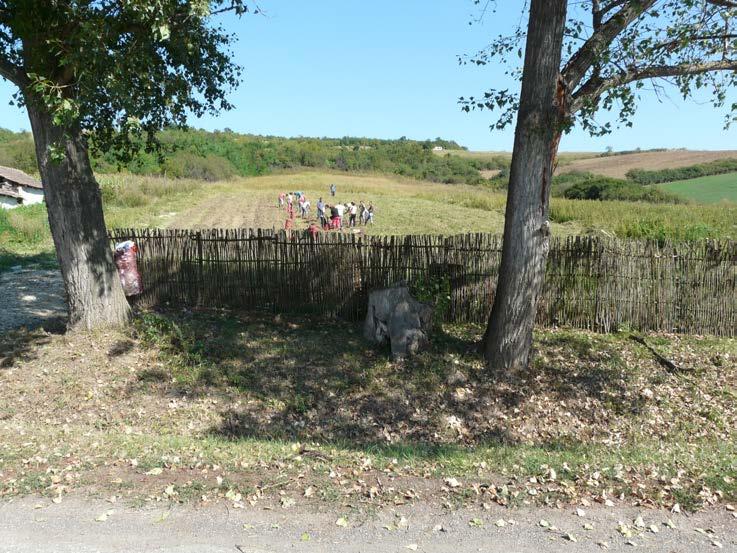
<box><xmin>162</xmin><ymin>152</ymin><xmax>236</xmax><ymax>181</ymax></box>
<box><xmin>564</xmin><ymin>177</ymin><xmax>681</xmax><ymax>203</ymax></box>
<box><xmin>626</xmin><ymin>159</ymin><xmax>737</xmax><ymax>185</ymax></box>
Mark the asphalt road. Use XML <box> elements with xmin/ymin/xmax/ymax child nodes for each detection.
<box><xmin>1</xmin><ymin>496</ymin><xmax>735</xmax><ymax>552</ymax></box>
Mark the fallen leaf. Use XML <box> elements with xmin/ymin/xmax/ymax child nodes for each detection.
<box><xmin>52</xmin><ymin>496</ymin><xmax>62</xmax><ymax>504</ymax></box>
<box><xmin>539</xmin><ymin>519</ymin><xmax>550</xmax><ymax>528</ymax></box>
<box><xmin>648</xmin><ymin>524</ymin><xmax>659</xmax><ymax>534</ymax></box>
<box><xmin>444</xmin><ymin>477</ymin><xmax>461</xmax><ymax>488</ymax></box>
<box><xmin>576</xmin><ymin>508</ymin><xmax>586</xmax><ymax>517</ymax></box>
<box><xmin>494</xmin><ymin>519</ymin><xmax>507</xmax><ymax>527</ymax></box>
<box><xmin>711</xmin><ymin>540</ymin><xmax>723</xmax><ymax>549</ymax></box>
<box><xmin>583</xmin><ymin>523</ymin><xmax>594</xmax><ymax>531</ymax></box>
<box><xmin>469</xmin><ymin>518</ymin><xmax>484</xmax><ymax>528</ymax></box>
<box><xmin>280</xmin><ymin>497</ymin><xmax>295</xmax><ymax>509</ymax></box>
<box><xmin>634</xmin><ymin>515</ymin><xmax>645</xmax><ymax>528</ymax></box>
<box><xmin>597</xmin><ymin>541</ymin><xmax>610</xmax><ymax>549</ymax></box>
<box><xmin>564</xmin><ymin>533</ymin><xmax>577</xmax><ymax>542</ymax></box>
<box><xmin>664</xmin><ymin>519</ymin><xmax>677</xmax><ymax>529</ymax></box>
<box><xmin>300</xmin><ymin>533</ymin><xmax>310</xmax><ymax>542</ymax></box>
<box><xmin>406</xmin><ymin>545</ymin><xmax>418</xmax><ymax>551</ymax></box>
<box><xmin>145</xmin><ymin>467</ymin><xmax>163</xmax><ymax>476</ymax></box>
<box><xmin>336</xmin><ymin>517</ymin><xmax>349</xmax><ymax>528</ymax></box>
<box><xmin>303</xmin><ymin>486</ymin><xmax>314</xmax><ymax>498</ymax></box>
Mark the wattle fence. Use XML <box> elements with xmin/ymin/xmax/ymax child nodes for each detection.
<box><xmin>109</xmin><ymin>228</ymin><xmax>737</xmax><ymax>336</ymax></box>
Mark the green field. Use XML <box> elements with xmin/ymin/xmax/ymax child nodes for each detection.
<box><xmin>656</xmin><ymin>171</ymin><xmax>737</xmax><ymax>203</ymax></box>
<box><xmin>2</xmin><ymin>170</ymin><xmax>737</xmax><ymax>271</ymax></box>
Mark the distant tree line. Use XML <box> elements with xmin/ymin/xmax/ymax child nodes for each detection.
<box><xmin>0</xmin><ymin>128</ymin><xmax>504</xmax><ymax>185</ymax></box>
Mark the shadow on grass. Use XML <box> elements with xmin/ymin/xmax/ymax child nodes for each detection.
<box><xmin>0</xmin><ymin>250</ymin><xmax>58</xmax><ymax>273</ymax></box>
<box><xmin>0</xmin><ymin>326</ymin><xmax>62</xmax><ymax>369</ymax></box>
<box><xmin>130</xmin><ymin>309</ymin><xmax>641</xmax><ymax>447</ymax></box>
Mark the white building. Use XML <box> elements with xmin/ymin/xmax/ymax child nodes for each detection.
<box><xmin>432</xmin><ymin>146</ymin><xmax>444</xmax><ymax>152</ymax></box>
<box><xmin>0</xmin><ymin>166</ymin><xmax>44</xmax><ymax>209</ymax></box>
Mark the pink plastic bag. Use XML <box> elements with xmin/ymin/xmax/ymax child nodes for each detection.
<box><xmin>114</xmin><ymin>240</ymin><xmax>142</xmax><ymax>296</ymax></box>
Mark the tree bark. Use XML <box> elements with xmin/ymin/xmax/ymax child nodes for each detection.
<box><xmin>484</xmin><ymin>0</ymin><xmax>568</xmax><ymax>373</ymax></box>
<box><xmin>26</xmin><ymin>104</ymin><xmax>130</xmax><ymax>330</ymax></box>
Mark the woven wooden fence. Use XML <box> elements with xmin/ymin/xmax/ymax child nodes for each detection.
<box><xmin>109</xmin><ymin>228</ymin><xmax>737</xmax><ymax>336</ymax></box>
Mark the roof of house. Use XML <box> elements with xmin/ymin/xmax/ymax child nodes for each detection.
<box><xmin>0</xmin><ymin>187</ymin><xmax>22</xmax><ymax>199</ymax></box>
<box><xmin>0</xmin><ymin>165</ymin><xmax>43</xmax><ymax>189</ymax></box>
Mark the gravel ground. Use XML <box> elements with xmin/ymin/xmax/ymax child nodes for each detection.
<box><xmin>1</xmin><ymin>496</ymin><xmax>735</xmax><ymax>553</ymax></box>
<box><xmin>0</xmin><ymin>268</ymin><xmax>66</xmax><ymax>332</ymax></box>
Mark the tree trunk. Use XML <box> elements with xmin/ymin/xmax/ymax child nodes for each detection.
<box><xmin>484</xmin><ymin>0</ymin><xmax>568</xmax><ymax>373</ymax></box>
<box><xmin>26</xmin><ymin>105</ymin><xmax>130</xmax><ymax>330</ymax></box>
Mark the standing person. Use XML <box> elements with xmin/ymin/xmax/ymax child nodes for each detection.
<box><xmin>358</xmin><ymin>201</ymin><xmax>366</xmax><ymax>224</ymax></box>
<box><xmin>330</xmin><ymin>204</ymin><xmax>340</xmax><ymax>229</ymax></box>
<box><xmin>302</xmin><ymin>199</ymin><xmax>311</xmax><ymax>218</ymax></box>
<box><xmin>330</xmin><ymin>183</ymin><xmax>336</xmax><ymax>197</ymax></box>
<box><xmin>367</xmin><ymin>203</ymin><xmax>374</xmax><ymax>224</ymax></box>
<box><xmin>349</xmin><ymin>202</ymin><xmax>357</xmax><ymax>227</ymax></box>
<box><xmin>298</xmin><ymin>194</ymin><xmax>306</xmax><ymax>217</ymax></box>
<box><xmin>335</xmin><ymin>202</ymin><xmax>345</xmax><ymax>227</ymax></box>
<box><xmin>278</xmin><ymin>192</ymin><xmax>285</xmax><ymax>208</ymax></box>
<box><xmin>316</xmin><ymin>197</ymin><xmax>326</xmax><ymax>227</ymax></box>
<box><xmin>287</xmin><ymin>192</ymin><xmax>294</xmax><ymax>211</ymax></box>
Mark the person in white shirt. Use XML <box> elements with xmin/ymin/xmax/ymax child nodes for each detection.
<box><xmin>335</xmin><ymin>203</ymin><xmax>345</xmax><ymax>225</ymax></box>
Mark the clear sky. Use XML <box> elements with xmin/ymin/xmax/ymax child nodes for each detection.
<box><xmin>0</xmin><ymin>0</ymin><xmax>735</xmax><ymax>152</ymax></box>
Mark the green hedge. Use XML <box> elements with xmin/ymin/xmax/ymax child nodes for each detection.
<box><xmin>564</xmin><ymin>177</ymin><xmax>682</xmax><ymax>203</ymax></box>
<box><xmin>626</xmin><ymin>159</ymin><xmax>737</xmax><ymax>185</ymax></box>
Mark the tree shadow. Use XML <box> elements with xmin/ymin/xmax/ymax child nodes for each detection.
<box><xmin>0</xmin><ymin>327</ymin><xmax>61</xmax><ymax>369</ymax></box>
<box><xmin>128</xmin><ymin>309</ymin><xmax>649</xmax><ymax>449</ymax></box>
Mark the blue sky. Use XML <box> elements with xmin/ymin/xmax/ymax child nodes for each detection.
<box><xmin>0</xmin><ymin>0</ymin><xmax>735</xmax><ymax>152</ymax></box>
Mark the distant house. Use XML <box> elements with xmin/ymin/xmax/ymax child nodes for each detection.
<box><xmin>432</xmin><ymin>146</ymin><xmax>444</xmax><ymax>152</ymax></box>
<box><xmin>0</xmin><ymin>166</ymin><xmax>44</xmax><ymax>209</ymax></box>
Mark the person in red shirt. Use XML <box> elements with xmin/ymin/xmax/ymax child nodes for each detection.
<box><xmin>307</xmin><ymin>222</ymin><xmax>320</xmax><ymax>239</ymax></box>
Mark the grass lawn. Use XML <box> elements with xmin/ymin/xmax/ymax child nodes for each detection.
<box><xmin>656</xmin><ymin>172</ymin><xmax>737</xmax><ymax>204</ymax></box>
<box><xmin>1</xmin><ymin>309</ymin><xmax>735</xmax><ymax>510</ymax></box>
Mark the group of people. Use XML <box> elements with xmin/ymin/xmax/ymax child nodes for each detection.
<box><xmin>317</xmin><ymin>198</ymin><xmax>375</xmax><ymax>230</ymax></box>
<box><xmin>276</xmin><ymin>184</ymin><xmax>375</xmax><ymax>237</ymax></box>
<box><xmin>278</xmin><ymin>191</ymin><xmax>311</xmax><ymax>218</ymax></box>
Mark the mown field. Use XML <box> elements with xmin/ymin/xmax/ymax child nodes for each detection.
<box><xmin>2</xmin><ymin>170</ymin><xmax>737</xmax><ymax>271</ymax></box>
<box><xmin>557</xmin><ymin>149</ymin><xmax>737</xmax><ymax>179</ymax></box>
<box><xmin>656</xmin><ymin>172</ymin><xmax>737</xmax><ymax>203</ymax></box>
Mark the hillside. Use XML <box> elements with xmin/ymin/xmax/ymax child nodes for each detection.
<box><xmin>656</xmin><ymin>172</ymin><xmax>737</xmax><ymax>203</ymax></box>
<box><xmin>557</xmin><ymin>149</ymin><xmax>737</xmax><ymax>179</ymax></box>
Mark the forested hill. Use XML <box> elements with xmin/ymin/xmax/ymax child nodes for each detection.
<box><xmin>0</xmin><ymin>128</ymin><xmax>507</xmax><ymax>185</ymax></box>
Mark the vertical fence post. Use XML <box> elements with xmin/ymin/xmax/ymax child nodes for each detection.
<box><xmin>196</xmin><ymin>230</ymin><xmax>204</xmax><ymax>307</ymax></box>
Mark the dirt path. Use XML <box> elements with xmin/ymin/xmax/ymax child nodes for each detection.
<box><xmin>0</xmin><ymin>268</ymin><xmax>66</xmax><ymax>332</ymax></box>
<box><xmin>1</xmin><ymin>496</ymin><xmax>734</xmax><ymax>552</ymax></box>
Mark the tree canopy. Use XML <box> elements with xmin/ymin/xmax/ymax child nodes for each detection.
<box><xmin>460</xmin><ymin>0</ymin><xmax>737</xmax><ymax>136</ymax></box>
<box><xmin>0</xmin><ymin>0</ymin><xmax>251</xmax><ymax>160</ymax></box>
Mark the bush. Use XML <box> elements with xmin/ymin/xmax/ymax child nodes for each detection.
<box><xmin>626</xmin><ymin>159</ymin><xmax>737</xmax><ymax>185</ymax></box>
<box><xmin>564</xmin><ymin>177</ymin><xmax>681</xmax><ymax>203</ymax></box>
<box><xmin>0</xmin><ymin>136</ymin><xmax>38</xmax><ymax>174</ymax></box>
<box><xmin>162</xmin><ymin>152</ymin><xmax>236</xmax><ymax>181</ymax></box>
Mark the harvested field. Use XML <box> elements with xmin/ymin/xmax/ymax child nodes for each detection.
<box><xmin>557</xmin><ymin>150</ymin><xmax>737</xmax><ymax>179</ymax></box>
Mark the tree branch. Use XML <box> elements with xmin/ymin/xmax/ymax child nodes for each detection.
<box><xmin>0</xmin><ymin>55</ymin><xmax>23</xmax><ymax>86</ymax></box>
<box><xmin>706</xmin><ymin>0</ymin><xmax>737</xmax><ymax>8</ymax></box>
<box><xmin>563</xmin><ymin>0</ymin><xmax>658</xmax><ymax>91</ymax></box>
<box><xmin>571</xmin><ymin>59</ymin><xmax>737</xmax><ymax>112</ymax></box>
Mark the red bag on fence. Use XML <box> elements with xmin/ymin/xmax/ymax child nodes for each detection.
<box><xmin>114</xmin><ymin>240</ymin><xmax>142</xmax><ymax>297</ymax></box>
